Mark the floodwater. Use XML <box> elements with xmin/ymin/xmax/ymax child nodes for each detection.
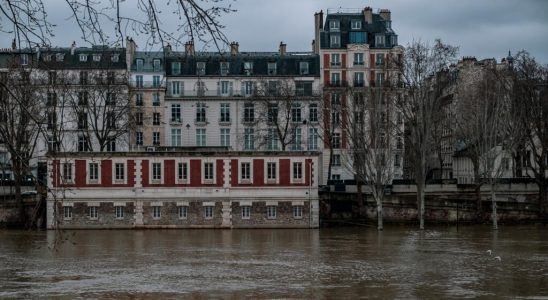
<box><xmin>0</xmin><ymin>226</ymin><xmax>547</xmax><ymax>299</ymax></box>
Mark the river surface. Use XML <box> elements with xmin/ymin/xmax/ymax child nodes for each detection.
<box><xmin>0</xmin><ymin>226</ymin><xmax>547</xmax><ymax>299</ymax></box>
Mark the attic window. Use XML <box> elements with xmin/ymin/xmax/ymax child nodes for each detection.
<box><xmin>330</xmin><ymin>20</ymin><xmax>340</xmax><ymax>31</ymax></box>
<box><xmin>351</xmin><ymin>20</ymin><xmax>361</xmax><ymax>30</ymax></box>
<box><xmin>220</xmin><ymin>61</ymin><xmax>229</xmax><ymax>76</ymax></box>
<box><xmin>330</xmin><ymin>34</ymin><xmax>340</xmax><ymax>48</ymax></box>
<box><xmin>299</xmin><ymin>62</ymin><xmax>309</xmax><ymax>75</ymax></box>
<box><xmin>244</xmin><ymin>62</ymin><xmax>253</xmax><ymax>75</ymax></box>
<box><xmin>267</xmin><ymin>62</ymin><xmax>277</xmax><ymax>75</ymax></box>
<box><xmin>56</xmin><ymin>53</ymin><xmax>65</xmax><ymax>62</ymax></box>
<box><xmin>196</xmin><ymin>62</ymin><xmax>206</xmax><ymax>76</ymax></box>
<box><xmin>20</xmin><ymin>54</ymin><xmax>28</xmax><ymax>65</ymax></box>
<box><xmin>153</xmin><ymin>59</ymin><xmax>161</xmax><ymax>72</ymax></box>
<box><xmin>43</xmin><ymin>54</ymin><xmax>52</xmax><ymax>62</ymax></box>
<box><xmin>93</xmin><ymin>54</ymin><xmax>101</xmax><ymax>62</ymax></box>
<box><xmin>111</xmin><ymin>54</ymin><xmax>119</xmax><ymax>62</ymax></box>
<box><xmin>79</xmin><ymin>54</ymin><xmax>88</xmax><ymax>62</ymax></box>
<box><xmin>375</xmin><ymin>35</ymin><xmax>385</xmax><ymax>47</ymax></box>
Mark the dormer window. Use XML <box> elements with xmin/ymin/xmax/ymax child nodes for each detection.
<box><xmin>330</xmin><ymin>20</ymin><xmax>340</xmax><ymax>31</ymax></box>
<box><xmin>299</xmin><ymin>62</ymin><xmax>309</xmax><ymax>75</ymax></box>
<box><xmin>93</xmin><ymin>54</ymin><xmax>101</xmax><ymax>62</ymax></box>
<box><xmin>351</xmin><ymin>20</ymin><xmax>361</xmax><ymax>30</ymax></box>
<box><xmin>330</xmin><ymin>34</ymin><xmax>340</xmax><ymax>48</ymax></box>
<box><xmin>267</xmin><ymin>62</ymin><xmax>277</xmax><ymax>75</ymax></box>
<box><xmin>244</xmin><ymin>62</ymin><xmax>253</xmax><ymax>75</ymax></box>
<box><xmin>43</xmin><ymin>54</ymin><xmax>52</xmax><ymax>62</ymax></box>
<box><xmin>20</xmin><ymin>54</ymin><xmax>28</xmax><ymax>66</ymax></box>
<box><xmin>153</xmin><ymin>59</ymin><xmax>161</xmax><ymax>72</ymax></box>
<box><xmin>136</xmin><ymin>59</ymin><xmax>144</xmax><ymax>71</ymax></box>
<box><xmin>79</xmin><ymin>54</ymin><xmax>88</xmax><ymax>62</ymax></box>
<box><xmin>385</xmin><ymin>21</ymin><xmax>392</xmax><ymax>29</ymax></box>
<box><xmin>196</xmin><ymin>62</ymin><xmax>206</xmax><ymax>76</ymax></box>
<box><xmin>111</xmin><ymin>54</ymin><xmax>119</xmax><ymax>62</ymax></box>
<box><xmin>220</xmin><ymin>61</ymin><xmax>229</xmax><ymax>76</ymax></box>
<box><xmin>56</xmin><ymin>53</ymin><xmax>65</xmax><ymax>62</ymax></box>
<box><xmin>391</xmin><ymin>35</ymin><xmax>398</xmax><ymax>46</ymax></box>
<box><xmin>375</xmin><ymin>35</ymin><xmax>385</xmax><ymax>47</ymax></box>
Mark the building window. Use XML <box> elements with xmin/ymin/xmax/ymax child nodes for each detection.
<box><xmin>267</xmin><ymin>62</ymin><xmax>277</xmax><ymax>75</ymax></box>
<box><xmin>244</xmin><ymin>62</ymin><xmax>253</xmax><ymax>75</ymax></box>
<box><xmin>376</xmin><ymin>72</ymin><xmax>384</xmax><ymax>86</ymax></box>
<box><xmin>242</xmin><ymin>81</ymin><xmax>254</xmax><ymax>96</ymax></box>
<box><xmin>220</xmin><ymin>128</ymin><xmax>230</xmax><ymax>147</ymax></box>
<box><xmin>220</xmin><ymin>103</ymin><xmax>230</xmax><ymax>122</ymax></box>
<box><xmin>330</xmin><ymin>34</ymin><xmax>340</xmax><ymax>47</ymax></box>
<box><xmin>296</xmin><ymin>81</ymin><xmax>313</xmax><ymax>96</ymax></box>
<box><xmin>293</xmin><ymin>162</ymin><xmax>303</xmax><ymax>179</ymax></box>
<box><xmin>92</xmin><ymin>54</ymin><xmax>101</xmax><ymax>62</ymax></box>
<box><xmin>267</xmin><ymin>162</ymin><xmax>277</xmax><ymax>180</ymax></box>
<box><xmin>152</xmin><ymin>206</ymin><xmax>161</xmax><ymax>219</ymax></box>
<box><xmin>220</xmin><ymin>81</ymin><xmax>232</xmax><ymax>96</ymax></box>
<box><xmin>136</xmin><ymin>132</ymin><xmax>143</xmax><ymax>146</ymax></box>
<box><xmin>62</xmin><ymin>163</ymin><xmax>72</xmax><ymax>181</ymax></box>
<box><xmin>244</xmin><ymin>128</ymin><xmax>255</xmax><ymax>150</ymax></box>
<box><xmin>172</xmin><ymin>62</ymin><xmax>181</xmax><ymax>75</ymax></box>
<box><xmin>47</xmin><ymin>111</ymin><xmax>56</xmax><ymax>129</ymax></box>
<box><xmin>354</xmin><ymin>53</ymin><xmax>364</xmax><ymax>65</ymax></box>
<box><xmin>241</xmin><ymin>206</ymin><xmax>251</xmax><ymax>219</ymax></box>
<box><xmin>332</xmin><ymin>133</ymin><xmax>341</xmax><ymax>149</ymax></box>
<box><xmin>106</xmin><ymin>138</ymin><xmax>116</xmax><ymax>152</ymax></box>
<box><xmin>220</xmin><ymin>62</ymin><xmax>229</xmax><ymax>76</ymax></box>
<box><xmin>136</xmin><ymin>59</ymin><xmax>144</xmax><ymax>71</ymax></box>
<box><xmin>299</xmin><ymin>62</ymin><xmax>309</xmax><ymax>75</ymax></box>
<box><xmin>178</xmin><ymin>206</ymin><xmax>188</xmax><ymax>219</ymax></box>
<box><xmin>291</xmin><ymin>103</ymin><xmax>302</xmax><ymax>123</ymax></box>
<box><xmin>178</xmin><ymin>162</ymin><xmax>188</xmax><ymax>180</ymax></box>
<box><xmin>331</xmin><ymin>53</ymin><xmax>341</xmax><ymax>66</ymax></box>
<box><xmin>267</xmin><ymin>103</ymin><xmax>278</xmax><ymax>123</ymax></box>
<box><xmin>204</xmin><ymin>162</ymin><xmax>214</xmax><ymax>180</ymax></box>
<box><xmin>111</xmin><ymin>54</ymin><xmax>119</xmax><ymax>62</ymax></box>
<box><xmin>309</xmin><ymin>104</ymin><xmax>318</xmax><ymax>122</ymax></box>
<box><xmin>153</xmin><ymin>132</ymin><xmax>160</xmax><ymax>146</ymax></box>
<box><xmin>394</xmin><ymin>154</ymin><xmax>401</xmax><ymax>167</ymax></box>
<box><xmin>135</xmin><ymin>75</ymin><xmax>143</xmax><ymax>88</ymax></box>
<box><xmin>171</xmin><ymin>129</ymin><xmax>182</xmax><ymax>146</ymax></box>
<box><xmin>331</xmin><ymin>73</ymin><xmax>341</xmax><ymax>85</ymax></box>
<box><xmin>78</xmin><ymin>91</ymin><xmax>88</xmax><ymax>105</ymax></box>
<box><xmin>136</xmin><ymin>112</ymin><xmax>143</xmax><ymax>126</ymax></box>
<box><xmin>153</xmin><ymin>112</ymin><xmax>161</xmax><ymax>126</ymax></box>
<box><xmin>291</xmin><ymin>127</ymin><xmax>302</xmax><ymax>150</ymax></box>
<box><xmin>241</xmin><ymin>162</ymin><xmax>251</xmax><ymax>180</ymax></box>
<box><xmin>293</xmin><ymin>206</ymin><xmax>303</xmax><ymax>219</ymax></box>
<box><xmin>332</xmin><ymin>154</ymin><xmax>341</xmax><ymax>166</ymax></box>
<box><xmin>266</xmin><ymin>206</ymin><xmax>277</xmax><ymax>219</ymax></box>
<box><xmin>267</xmin><ymin>128</ymin><xmax>279</xmax><ymax>150</ymax></box>
<box><xmin>152</xmin><ymin>93</ymin><xmax>160</xmax><ymax>106</ymax></box>
<box><xmin>79</xmin><ymin>54</ymin><xmax>88</xmax><ymax>62</ymax></box>
<box><xmin>196</xmin><ymin>62</ymin><xmax>206</xmax><ymax>76</ymax></box>
<box><xmin>115</xmin><ymin>163</ymin><xmax>125</xmax><ymax>181</ymax></box>
<box><xmin>391</xmin><ymin>35</ymin><xmax>398</xmax><ymax>46</ymax></box>
<box><xmin>78</xmin><ymin>136</ymin><xmax>89</xmax><ymax>152</ymax></box>
<box><xmin>332</xmin><ymin>174</ymin><xmax>341</xmax><ymax>180</ymax></box>
<box><xmin>48</xmin><ymin>71</ymin><xmax>56</xmax><ymax>85</ymax></box>
<box><xmin>63</xmin><ymin>206</ymin><xmax>72</xmax><ymax>220</ymax></box>
<box><xmin>89</xmin><ymin>206</ymin><xmax>98</xmax><ymax>219</ymax></box>
<box><xmin>152</xmin><ymin>163</ymin><xmax>162</xmax><ymax>181</ymax></box>
<box><xmin>350</xmin><ymin>32</ymin><xmax>367</xmax><ymax>44</ymax></box>
<box><xmin>204</xmin><ymin>206</ymin><xmax>214</xmax><ymax>219</ymax></box>
<box><xmin>80</xmin><ymin>71</ymin><xmax>88</xmax><ymax>84</ymax></box>
<box><xmin>20</xmin><ymin>54</ymin><xmax>28</xmax><ymax>65</ymax></box>
<box><xmin>115</xmin><ymin>206</ymin><xmax>124</xmax><ymax>219</ymax></box>
<box><xmin>330</xmin><ymin>20</ymin><xmax>340</xmax><ymax>30</ymax></box>
<box><xmin>351</xmin><ymin>19</ymin><xmax>361</xmax><ymax>30</ymax></box>
<box><xmin>136</xmin><ymin>93</ymin><xmax>143</xmax><ymax>106</ymax></box>
<box><xmin>354</xmin><ymin>72</ymin><xmax>365</xmax><ymax>86</ymax></box>
<box><xmin>89</xmin><ymin>163</ymin><xmax>99</xmax><ymax>181</ymax></box>
<box><xmin>153</xmin><ymin>59</ymin><xmax>161</xmax><ymax>72</ymax></box>
<box><xmin>171</xmin><ymin>81</ymin><xmax>181</xmax><ymax>96</ymax></box>
<box><xmin>376</xmin><ymin>53</ymin><xmax>385</xmax><ymax>66</ymax></box>
<box><xmin>196</xmin><ymin>102</ymin><xmax>206</xmax><ymax>122</ymax></box>
<box><xmin>375</xmin><ymin>35</ymin><xmax>385</xmax><ymax>47</ymax></box>
<box><xmin>196</xmin><ymin>129</ymin><xmax>206</xmax><ymax>146</ymax></box>
<box><xmin>171</xmin><ymin>104</ymin><xmax>181</xmax><ymax>123</ymax></box>
<box><xmin>244</xmin><ymin>103</ymin><xmax>254</xmax><ymax>122</ymax></box>
<box><xmin>308</xmin><ymin>128</ymin><xmax>319</xmax><ymax>150</ymax></box>
<box><xmin>152</xmin><ymin>75</ymin><xmax>160</xmax><ymax>87</ymax></box>
<box><xmin>106</xmin><ymin>93</ymin><xmax>116</xmax><ymax>105</ymax></box>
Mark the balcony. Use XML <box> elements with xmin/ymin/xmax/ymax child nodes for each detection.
<box><xmin>165</xmin><ymin>89</ymin><xmax>233</xmax><ymax>98</ymax></box>
<box><xmin>325</xmin><ymin>80</ymin><xmax>348</xmax><ymax>88</ymax></box>
<box><xmin>129</xmin><ymin>80</ymin><xmax>166</xmax><ymax>89</ymax></box>
<box><xmin>194</xmin><ymin>118</ymin><xmax>208</xmax><ymax>126</ymax></box>
<box><xmin>353</xmin><ymin>81</ymin><xmax>366</xmax><ymax>87</ymax></box>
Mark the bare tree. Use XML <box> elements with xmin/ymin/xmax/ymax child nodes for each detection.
<box><xmin>511</xmin><ymin>51</ymin><xmax>548</xmax><ymax>218</ymax></box>
<box><xmin>395</xmin><ymin>39</ymin><xmax>458</xmax><ymax>229</ymax></box>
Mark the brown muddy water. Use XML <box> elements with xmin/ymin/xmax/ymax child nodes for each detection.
<box><xmin>0</xmin><ymin>226</ymin><xmax>547</xmax><ymax>299</ymax></box>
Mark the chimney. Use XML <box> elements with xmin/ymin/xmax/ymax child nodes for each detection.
<box><xmin>311</xmin><ymin>40</ymin><xmax>315</xmax><ymax>52</ymax></box>
<box><xmin>70</xmin><ymin>41</ymin><xmax>76</xmax><ymax>55</ymax></box>
<box><xmin>319</xmin><ymin>10</ymin><xmax>324</xmax><ymax>29</ymax></box>
<box><xmin>363</xmin><ymin>7</ymin><xmax>373</xmax><ymax>24</ymax></box>
<box><xmin>185</xmin><ymin>41</ymin><xmax>195</xmax><ymax>56</ymax></box>
<box><xmin>279</xmin><ymin>42</ymin><xmax>287</xmax><ymax>56</ymax></box>
<box><xmin>125</xmin><ymin>37</ymin><xmax>137</xmax><ymax>72</ymax></box>
<box><xmin>11</xmin><ymin>38</ymin><xmax>16</xmax><ymax>50</ymax></box>
<box><xmin>230</xmin><ymin>42</ymin><xmax>239</xmax><ymax>55</ymax></box>
<box><xmin>163</xmin><ymin>43</ymin><xmax>172</xmax><ymax>55</ymax></box>
<box><xmin>379</xmin><ymin>9</ymin><xmax>391</xmax><ymax>21</ymax></box>
<box><xmin>313</xmin><ymin>11</ymin><xmax>323</xmax><ymax>54</ymax></box>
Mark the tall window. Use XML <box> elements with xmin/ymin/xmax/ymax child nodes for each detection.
<box><xmin>115</xmin><ymin>163</ymin><xmax>125</xmax><ymax>181</ymax></box>
<box><xmin>244</xmin><ymin>103</ymin><xmax>254</xmax><ymax>122</ymax></box>
<box><xmin>106</xmin><ymin>139</ymin><xmax>116</xmax><ymax>152</ymax></box>
<box><xmin>267</xmin><ymin>162</ymin><xmax>277</xmax><ymax>180</ymax></box>
<box><xmin>299</xmin><ymin>62</ymin><xmax>309</xmax><ymax>75</ymax></box>
<box><xmin>330</xmin><ymin>20</ymin><xmax>340</xmax><ymax>30</ymax></box>
<box><xmin>332</xmin><ymin>154</ymin><xmax>341</xmax><ymax>166</ymax></box>
<box><xmin>135</xmin><ymin>75</ymin><xmax>143</xmax><ymax>88</ymax></box>
<box><xmin>332</xmin><ymin>133</ymin><xmax>341</xmax><ymax>149</ymax></box>
<box><xmin>241</xmin><ymin>162</ymin><xmax>251</xmax><ymax>180</ymax></box>
<box><xmin>136</xmin><ymin>112</ymin><xmax>143</xmax><ymax>125</ymax></box>
<box><xmin>196</xmin><ymin>62</ymin><xmax>206</xmax><ymax>76</ymax></box>
<box><xmin>220</xmin><ymin>103</ymin><xmax>230</xmax><ymax>122</ymax></box>
<box><xmin>178</xmin><ymin>162</ymin><xmax>188</xmax><ymax>180</ymax></box>
<box><xmin>171</xmin><ymin>104</ymin><xmax>181</xmax><ymax>122</ymax></box>
<box><xmin>106</xmin><ymin>93</ymin><xmax>116</xmax><ymax>105</ymax></box>
<box><xmin>204</xmin><ymin>206</ymin><xmax>214</xmax><ymax>219</ymax></box>
<box><xmin>178</xmin><ymin>206</ymin><xmax>188</xmax><ymax>219</ymax></box>
<box><xmin>351</xmin><ymin>19</ymin><xmax>361</xmax><ymax>30</ymax></box>
<box><xmin>308</xmin><ymin>128</ymin><xmax>319</xmax><ymax>150</ymax></box>
<box><xmin>171</xmin><ymin>81</ymin><xmax>181</xmax><ymax>96</ymax></box>
<box><xmin>267</xmin><ymin>103</ymin><xmax>278</xmax><ymax>123</ymax></box>
<box><xmin>291</xmin><ymin>128</ymin><xmax>302</xmax><ymax>150</ymax></box>
<box><xmin>89</xmin><ymin>163</ymin><xmax>99</xmax><ymax>181</ymax></box>
<box><xmin>115</xmin><ymin>206</ymin><xmax>124</xmax><ymax>219</ymax></box>
<box><xmin>152</xmin><ymin>163</ymin><xmax>162</xmax><ymax>181</ymax></box>
<box><xmin>293</xmin><ymin>206</ymin><xmax>303</xmax><ymax>218</ymax></box>
<box><xmin>267</xmin><ymin>62</ymin><xmax>277</xmax><ymax>75</ymax></box>
<box><xmin>204</xmin><ymin>162</ymin><xmax>214</xmax><ymax>180</ymax></box>
<box><xmin>136</xmin><ymin>59</ymin><xmax>144</xmax><ymax>71</ymax></box>
<box><xmin>376</xmin><ymin>53</ymin><xmax>385</xmax><ymax>66</ymax></box>
<box><xmin>375</xmin><ymin>35</ymin><xmax>385</xmax><ymax>47</ymax></box>
<box><xmin>330</xmin><ymin>35</ymin><xmax>340</xmax><ymax>47</ymax></box>
<box><xmin>220</xmin><ymin>62</ymin><xmax>229</xmax><ymax>76</ymax></box>
<box><xmin>153</xmin><ymin>132</ymin><xmax>160</xmax><ymax>145</ymax></box>
<box><xmin>136</xmin><ymin>93</ymin><xmax>143</xmax><ymax>106</ymax></box>
<box><xmin>153</xmin><ymin>59</ymin><xmax>161</xmax><ymax>72</ymax></box>
<box><xmin>136</xmin><ymin>132</ymin><xmax>143</xmax><ymax>145</ymax></box>
<box><xmin>152</xmin><ymin>206</ymin><xmax>161</xmax><ymax>219</ymax></box>
<box><xmin>48</xmin><ymin>71</ymin><xmax>56</xmax><ymax>85</ymax></box>
<box><xmin>171</xmin><ymin>129</ymin><xmax>182</xmax><ymax>146</ymax></box>
<box><xmin>78</xmin><ymin>91</ymin><xmax>88</xmax><ymax>105</ymax></box>
<box><xmin>220</xmin><ymin>81</ymin><xmax>232</xmax><ymax>96</ymax></box>
<box><xmin>244</xmin><ymin>61</ymin><xmax>253</xmax><ymax>75</ymax></box>
<box><xmin>80</xmin><ymin>71</ymin><xmax>88</xmax><ymax>84</ymax></box>
<box><xmin>152</xmin><ymin>93</ymin><xmax>160</xmax><ymax>106</ymax></box>
<box><xmin>62</xmin><ymin>163</ymin><xmax>72</xmax><ymax>181</ymax></box>
<box><xmin>78</xmin><ymin>136</ymin><xmax>89</xmax><ymax>151</ymax></box>
<box><xmin>220</xmin><ymin>128</ymin><xmax>230</xmax><ymax>147</ymax></box>
<box><xmin>244</xmin><ymin>128</ymin><xmax>254</xmax><ymax>150</ymax></box>
<box><xmin>196</xmin><ymin>129</ymin><xmax>206</xmax><ymax>146</ymax></box>
<box><xmin>331</xmin><ymin>54</ymin><xmax>340</xmax><ymax>66</ymax></box>
<box><xmin>64</xmin><ymin>206</ymin><xmax>72</xmax><ymax>219</ymax></box>
<box><xmin>241</xmin><ymin>206</ymin><xmax>251</xmax><ymax>219</ymax></box>
<box><xmin>243</xmin><ymin>81</ymin><xmax>253</xmax><ymax>96</ymax></box>
<box><xmin>267</xmin><ymin>128</ymin><xmax>279</xmax><ymax>150</ymax></box>
<box><xmin>309</xmin><ymin>104</ymin><xmax>318</xmax><ymax>122</ymax></box>
<box><xmin>196</xmin><ymin>102</ymin><xmax>206</xmax><ymax>122</ymax></box>
<box><xmin>153</xmin><ymin>112</ymin><xmax>161</xmax><ymax>126</ymax></box>
<box><xmin>331</xmin><ymin>73</ymin><xmax>341</xmax><ymax>85</ymax></box>
<box><xmin>354</xmin><ymin>72</ymin><xmax>365</xmax><ymax>86</ymax></box>
<box><xmin>171</xmin><ymin>62</ymin><xmax>181</xmax><ymax>75</ymax></box>
<box><xmin>293</xmin><ymin>162</ymin><xmax>303</xmax><ymax>180</ymax></box>
<box><xmin>152</xmin><ymin>75</ymin><xmax>160</xmax><ymax>87</ymax></box>
<box><xmin>291</xmin><ymin>103</ymin><xmax>302</xmax><ymax>123</ymax></box>
<box><xmin>89</xmin><ymin>207</ymin><xmax>98</xmax><ymax>219</ymax></box>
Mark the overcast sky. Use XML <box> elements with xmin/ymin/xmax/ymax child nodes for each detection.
<box><xmin>2</xmin><ymin>0</ymin><xmax>547</xmax><ymax>63</ymax></box>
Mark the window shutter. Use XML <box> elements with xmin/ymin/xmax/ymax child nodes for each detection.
<box><xmin>323</xmin><ymin>54</ymin><xmax>330</xmax><ymax>67</ymax></box>
<box><xmin>341</xmin><ymin>54</ymin><xmax>346</xmax><ymax>68</ymax></box>
<box><xmin>241</xmin><ymin>81</ymin><xmax>245</xmax><ymax>96</ymax></box>
<box><xmin>370</xmin><ymin>54</ymin><xmax>375</xmax><ymax>68</ymax></box>
<box><xmin>229</xmin><ymin>82</ymin><xmax>234</xmax><ymax>96</ymax></box>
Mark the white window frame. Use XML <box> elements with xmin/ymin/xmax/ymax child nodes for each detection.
<box><xmin>330</xmin><ymin>35</ymin><xmax>340</xmax><ymax>47</ymax></box>
<box><xmin>293</xmin><ymin>206</ymin><xmax>303</xmax><ymax>219</ymax></box>
<box><xmin>292</xmin><ymin>161</ymin><xmax>303</xmax><ymax>182</ymax></box>
<box><xmin>202</xmin><ymin>161</ymin><xmax>215</xmax><ymax>184</ymax></box>
<box><xmin>113</xmin><ymin>160</ymin><xmax>127</xmax><ymax>184</ymax></box>
<box><xmin>152</xmin><ymin>206</ymin><xmax>162</xmax><ymax>219</ymax></box>
<box><xmin>204</xmin><ymin>205</ymin><xmax>214</xmax><ymax>219</ymax></box>
<box><xmin>79</xmin><ymin>54</ymin><xmax>88</xmax><ymax>62</ymax></box>
<box><xmin>239</xmin><ymin>159</ymin><xmax>253</xmax><ymax>184</ymax></box>
<box><xmin>196</xmin><ymin>128</ymin><xmax>206</xmax><ymax>147</ymax></box>
<box><xmin>61</xmin><ymin>161</ymin><xmax>74</xmax><ymax>184</ymax></box>
<box><xmin>330</xmin><ymin>20</ymin><xmax>340</xmax><ymax>30</ymax></box>
<box><xmin>265</xmin><ymin>161</ymin><xmax>279</xmax><ymax>184</ymax></box>
<box><xmin>171</xmin><ymin>128</ymin><xmax>182</xmax><ymax>146</ymax></box>
<box><xmin>89</xmin><ymin>206</ymin><xmax>98</xmax><ymax>219</ymax></box>
<box><xmin>178</xmin><ymin>205</ymin><xmax>188</xmax><ymax>219</ymax></box>
<box><xmin>220</xmin><ymin>128</ymin><xmax>231</xmax><ymax>147</ymax></box>
<box><xmin>351</xmin><ymin>19</ymin><xmax>361</xmax><ymax>30</ymax></box>
<box><xmin>241</xmin><ymin>205</ymin><xmax>251</xmax><ymax>219</ymax></box>
<box><xmin>176</xmin><ymin>160</ymin><xmax>189</xmax><ymax>184</ymax></box>
<box><xmin>354</xmin><ymin>53</ymin><xmax>364</xmax><ymax>65</ymax></box>
<box><xmin>115</xmin><ymin>206</ymin><xmax>124</xmax><ymax>219</ymax></box>
<box><xmin>63</xmin><ymin>205</ymin><xmax>73</xmax><ymax>220</ymax></box>
<box><xmin>87</xmin><ymin>161</ymin><xmax>101</xmax><ymax>184</ymax></box>
<box><xmin>266</xmin><ymin>205</ymin><xmax>277</xmax><ymax>219</ymax></box>
<box><xmin>151</xmin><ymin>161</ymin><xmax>163</xmax><ymax>183</ymax></box>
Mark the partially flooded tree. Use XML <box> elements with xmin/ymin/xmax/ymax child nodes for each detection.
<box><xmin>395</xmin><ymin>39</ymin><xmax>458</xmax><ymax>229</ymax></box>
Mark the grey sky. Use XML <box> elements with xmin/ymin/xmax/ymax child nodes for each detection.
<box><xmin>2</xmin><ymin>0</ymin><xmax>547</xmax><ymax>63</ymax></box>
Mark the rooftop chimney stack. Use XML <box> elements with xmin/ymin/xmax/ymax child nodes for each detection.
<box><xmin>163</xmin><ymin>43</ymin><xmax>172</xmax><ymax>55</ymax></box>
<box><xmin>379</xmin><ymin>9</ymin><xmax>391</xmax><ymax>21</ymax></box>
<box><xmin>230</xmin><ymin>42</ymin><xmax>239</xmax><ymax>56</ymax></box>
<box><xmin>363</xmin><ymin>7</ymin><xmax>373</xmax><ymax>24</ymax></box>
<box><xmin>185</xmin><ymin>41</ymin><xmax>195</xmax><ymax>56</ymax></box>
<box><xmin>279</xmin><ymin>42</ymin><xmax>287</xmax><ymax>56</ymax></box>
<box><xmin>11</xmin><ymin>38</ymin><xmax>16</xmax><ymax>50</ymax></box>
<box><xmin>70</xmin><ymin>41</ymin><xmax>76</xmax><ymax>55</ymax></box>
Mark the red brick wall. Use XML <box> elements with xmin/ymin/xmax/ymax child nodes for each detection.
<box><xmin>216</xmin><ymin>159</ymin><xmax>224</xmax><ymax>187</ymax></box>
<box><xmin>190</xmin><ymin>159</ymin><xmax>201</xmax><ymax>186</ymax></box>
<box><xmin>101</xmin><ymin>160</ymin><xmax>112</xmax><ymax>186</ymax></box>
<box><xmin>280</xmin><ymin>159</ymin><xmax>290</xmax><ymax>185</ymax></box>
<box><xmin>127</xmin><ymin>160</ymin><xmax>135</xmax><ymax>187</ymax></box>
<box><xmin>253</xmin><ymin>159</ymin><xmax>264</xmax><ymax>186</ymax></box>
<box><xmin>164</xmin><ymin>160</ymin><xmax>175</xmax><ymax>186</ymax></box>
<box><xmin>75</xmin><ymin>160</ymin><xmax>86</xmax><ymax>187</ymax></box>
<box><xmin>231</xmin><ymin>159</ymin><xmax>238</xmax><ymax>186</ymax></box>
<box><xmin>141</xmin><ymin>160</ymin><xmax>149</xmax><ymax>186</ymax></box>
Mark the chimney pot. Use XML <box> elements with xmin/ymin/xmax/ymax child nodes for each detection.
<box><xmin>279</xmin><ymin>42</ymin><xmax>287</xmax><ymax>56</ymax></box>
<box><xmin>230</xmin><ymin>42</ymin><xmax>239</xmax><ymax>56</ymax></box>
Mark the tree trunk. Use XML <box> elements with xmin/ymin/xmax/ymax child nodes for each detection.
<box><xmin>356</xmin><ymin>179</ymin><xmax>364</xmax><ymax>218</ymax></box>
<box><xmin>13</xmin><ymin>168</ymin><xmax>25</xmax><ymax>227</ymax></box>
<box><xmin>490</xmin><ymin>183</ymin><xmax>498</xmax><ymax>230</ymax></box>
<box><xmin>539</xmin><ymin>183</ymin><xmax>547</xmax><ymax>219</ymax></box>
<box><xmin>376</xmin><ymin>196</ymin><xmax>383</xmax><ymax>231</ymax></box>
<box><xmin>417</xmin><ymin>182</ymin><xmax>425</xmax><ymax>230</ymax></box>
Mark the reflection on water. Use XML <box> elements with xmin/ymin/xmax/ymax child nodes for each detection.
<box><xmin>1</xmin><ymin>226</ymin><xmax>547</xmax><ymax>299</ymax></box>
